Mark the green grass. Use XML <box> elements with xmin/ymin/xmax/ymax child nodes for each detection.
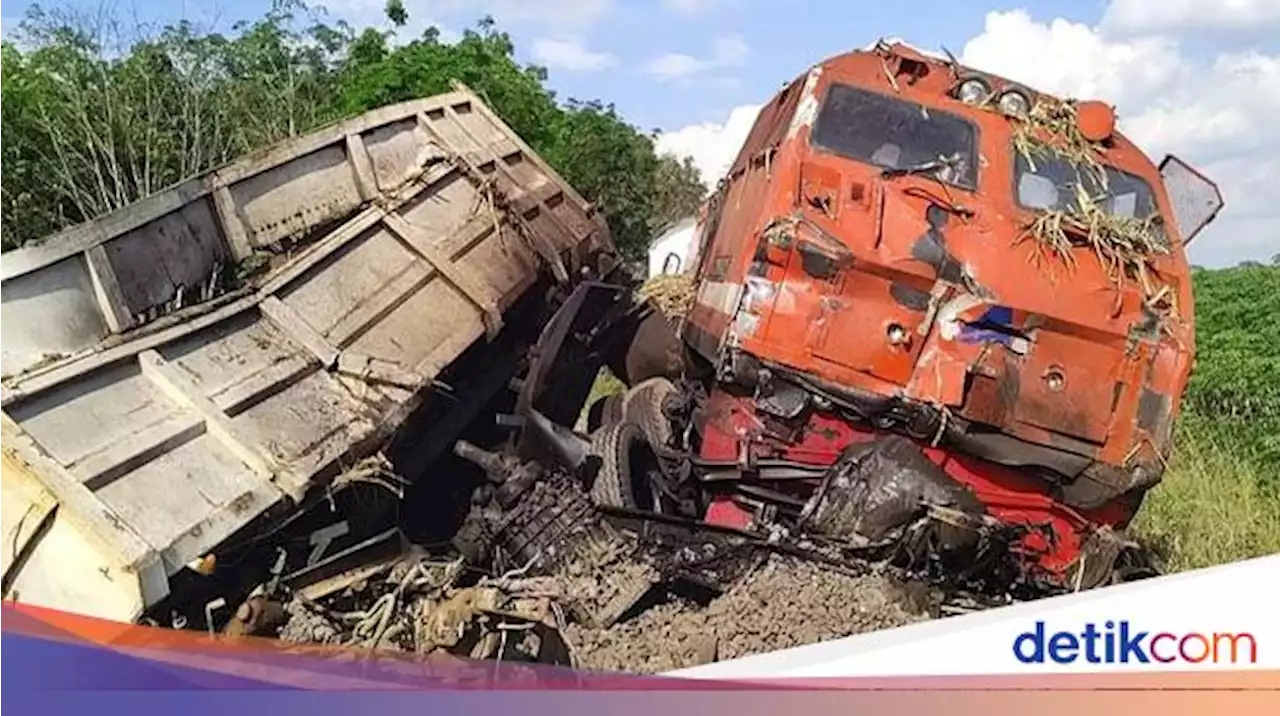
<box><xmin>1132</xmin><ymin>265</ymin><xmax>1280</xmax><ymax>572</ymax></box>
<box><xmin>1133</xmin><ymin>419</ymin><xmax>1280</xmax><ymax>572</ymax></box>
<box><xmin>574</xmin><ymin>368</ymin><xmax>627</xmax><ymax>432</ymax></box>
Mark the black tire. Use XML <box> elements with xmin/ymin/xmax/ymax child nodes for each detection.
<box><xmin>622</xmin><ymin>377</ymin><xmax>677</xmax><ymax>450</ymax></box>
<box><xmin>589</xmin><ymin>421</ymin><xmax>648</xmax><ymax>509</ymax></box>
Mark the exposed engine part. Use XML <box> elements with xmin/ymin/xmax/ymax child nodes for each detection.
<box><xmin>278</xmin><ymin>554</ymin><xmax>574</xmax><ymax>666</ymax></box>
<box><xmin>451</xmin><ymin>441</ymin><xmax>659</xmax><ymax>628</ymax></box>
<box><xmin>799</xmin><ymin>435</ymin><xmax>987</xmax><ymax>550</ymax></box>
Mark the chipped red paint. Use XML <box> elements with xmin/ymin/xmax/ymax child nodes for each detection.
<box><xmin>697</xmin><ymin>390</ymin><xmax>1135</xmax><ymax>576</ymax></box>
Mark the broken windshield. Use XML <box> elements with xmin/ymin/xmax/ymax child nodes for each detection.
<box><xmin>1014</xmin><ymin>151</ymin><xmax>1158</xmax><ymax>220</ymax></box>
<box><xmin>810</xmin><ymin>84</ymin><xmax>978</xmax><ymax>188</ymax></box>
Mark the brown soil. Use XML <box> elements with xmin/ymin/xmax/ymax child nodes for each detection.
<box><xmin>562</xmin><ymin>555</ymin><xmax>927</xmax><ymax>674</ymax></box>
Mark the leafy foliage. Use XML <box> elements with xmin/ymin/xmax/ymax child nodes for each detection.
<box><xmin>1184</xmin><ymin>264</ymin><xmax>1280</xmax><ymax>469</ymax></box>
<box><xmin>0</xmin><ymin>2</ymin><xmax>706</xmax><ymax>257</ymax></box>
<box><xmin>1135</xmin><ymin>263</ymin><xmax>1280</xmax><ymax>570</ymax></box>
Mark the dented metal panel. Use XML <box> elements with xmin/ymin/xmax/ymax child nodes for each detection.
<box><xmin>0</xmin><ymin>88</ymin><xmax>609</xmax><ymax>616</ymax></box>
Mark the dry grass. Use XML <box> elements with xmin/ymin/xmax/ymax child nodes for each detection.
<box><xmin>1011</xmin><ymin>98</ymin><xmax>1174</xmax><ymax>310</ymax></box>
<box><xmin>1133</xmin><ymin>421</ymin><xmax>1280</xmax><ymax>572</ymax></box>
<box><xmin>637</xmin><ymin>273</ymin><xmax>696</xmax><ymax>319</ymax></box>
<box><xmin>1011</xmin><ymin>98</ymin><xmax>1106</xmax><ymax>179</ymax></box>
<box><xmin>1016</xmin><ymin>186</ymin><xmax>1174</xmax><ymax>311</ymax></box>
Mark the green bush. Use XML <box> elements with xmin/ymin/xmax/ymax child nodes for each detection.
<box><xmin>1136</xmin><ymin>263</ymin><xmax>1280</xmax><ymax>570</ymax></box>
<box><xmin>1</xmin><ymin>2</ymin><xmax>705</xmax><ymax>258</ymax></box>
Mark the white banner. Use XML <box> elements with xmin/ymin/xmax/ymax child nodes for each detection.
<box><xmin>673</xmin><ymin>554</ymin><xmax>1280</xmax><ymax>677</ymax></box>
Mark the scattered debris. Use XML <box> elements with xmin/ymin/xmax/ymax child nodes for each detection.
<box><xmin>564</xmin><ymin>555</ymin><xmax>926</xmax><ymax>674</ymax></box>
<box><xmin>1011</xmin><ymin>98</ymin><xmax>1106</xmax><ymax>179</ymax></box>
<box><xmin>272</xmin><ymin>435</ymin><xmax>1019</xmax><ymax>672</ymax></box>
<box><xmin>637</xmin><ymin>274</ymin><xmax>696</xmax><ymax>319</ymax></box>
<box><xmin>450</xmin><ymin>441</ymin><xmax>660</xmax><ymax>629</ymax></box>
<box><xmin>281</xmin><ymin>556</ymin><xmax>572</xmax><ymax>664</ymax></box>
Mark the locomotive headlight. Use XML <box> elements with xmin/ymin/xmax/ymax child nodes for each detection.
<box><xmin>957</xmin><ymin>77</ymin><xmax>991</xmax><ymax>105</ymax></box>
<box><xmin>998</xmin><ymin>89</ymin><xmax>1031</xmax><ymax>117</ymax></box>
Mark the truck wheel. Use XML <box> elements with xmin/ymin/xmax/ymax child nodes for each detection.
<box><xmin>586</xmin><ymin>393</ymin><xmax>626</xmax><ymax>434</ymax></box>
<box><xmin>589</xmin><ymin>421</ymin><xmax>650</xmax><ymax>509</ymax></box>
<box><xmin>622</xmin><ymin>377</ymin><xmax>677</xmax><ymax>450</ymax></box>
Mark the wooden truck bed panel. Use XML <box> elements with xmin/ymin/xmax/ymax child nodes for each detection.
<box><xmin>0</xmin><ymin>88</ymin><xmax>609</xmax><ymax>617</ymax></box>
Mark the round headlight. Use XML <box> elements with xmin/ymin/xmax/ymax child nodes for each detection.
<box><xmin>957</xmin><ymin>77</ymin><xmax>991</xmax><ymax>105</ymax></box>
<box><xmin>998</xmin><ymin>90</ymin><xmax>1031</xmax><ymax>117</ymax></box>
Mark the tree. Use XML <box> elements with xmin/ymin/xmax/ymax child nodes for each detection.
<box><xmin>651</xmin><ymin>153</ymin><xmax>706</xmax><ymax>232</ymax></box>
<box><xmin>1</xmin><ymin>1</ymin><xmax>347</xmax><ymax>248</ymax></box>
<box><xmin>384</xmin><ymin>0</ymin><xmax>407</xmax><ymax>27</ymax></box>
<box><xmin>333</xmin><ymin>18</ymin><xmax>560</xmax><ymax>152</ymax></box>
<box><xmin>0</xmin><ymin>2</ymin><xmax>705</xmax><ymax>260</ymax></box>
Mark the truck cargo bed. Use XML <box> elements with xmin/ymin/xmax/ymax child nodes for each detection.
<box><xmin>0</xmin><ymin>87</ymin><xmax>611</xmax><ymax>619</ymax></box>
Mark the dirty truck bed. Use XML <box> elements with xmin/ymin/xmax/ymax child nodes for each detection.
<box><xmin>0</xmin><ymin>88</ymin><xmax>611</xmax><ymax>620</ymax></box>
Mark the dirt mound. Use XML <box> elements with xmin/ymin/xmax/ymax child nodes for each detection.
<box><xmin>563</xmin><ymin>555</ymin><xmax>927</xmax><ymax>673</ymax></box>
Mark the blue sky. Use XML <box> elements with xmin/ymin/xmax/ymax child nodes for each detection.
<box><xmin>1</xmin><ymin>0</ymin><xmax>1074</xmax><ymax>131</ymax></box>
<box><xmin>2</xmin><ymin>1</ymin><xmax>1278</xmax><ymax>266</ymax></box>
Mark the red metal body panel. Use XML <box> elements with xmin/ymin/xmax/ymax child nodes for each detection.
<box><xmin>697</xmin><ymin>389</ymin><xmax>1133</xmax><ymax>576</ymax></box>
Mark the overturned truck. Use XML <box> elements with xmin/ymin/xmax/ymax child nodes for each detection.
<box><xmin>0</xmin><ymin>86</ymin><xmax>633</xmax><ymax>625</ymax></box>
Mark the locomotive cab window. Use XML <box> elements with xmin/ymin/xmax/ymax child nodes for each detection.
<box><xmin>810</xmin><ymin>83</ymin><xmax>978</xmax><ymax>189</ymax></box>
<box><xmin>1013</xmin><ymin>150</ymin><xmax>1159</xmax><ymax>220</ymax></box>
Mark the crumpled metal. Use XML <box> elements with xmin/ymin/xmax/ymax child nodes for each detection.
<box><xmin>799</xmin><ymin>435</ymin><xmax>986</xmax><ymax>548</ymax></box>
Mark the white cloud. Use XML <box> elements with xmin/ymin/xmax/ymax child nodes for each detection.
<box><xmin>661</xmin><ymin>0</ymin><xmax>720</xmax><ymax>14</ymax></box>
<box><xmin>960</xmin><ymin>11</ymin><xmax>1183</xmax><ymax>110</ymax></box>
<box><xmin>645</xmin><ymin>52</ymin><xmax>711</xmax><ymax>79</ymax></box>
<box><xmin>654</xmin><ymin>6</ymin><xmax>1276</xmax><ymax>265</ymax></box>
<box><xmin>655</xmin><ymin>104</ymin><xmax>761</xmax><ymax>186</ymax></box>
<box><xmin>1102</xmin><ymin>0</ymin><xmax>1280</xmax><ymax>34</ymax></box>
<box><xmin>530</xmin><ymin>38</ymin><xmax>616</xmax><ymax>71</ymax></box>
<box><xmin>713</xmin><ymin>34</ymin><xmax>749</xmax><ymax>66</ymax></box>
<box><xmin>644</xmin><ymin>33</ymin><xmax>750</xmax><ymax>82</ymax></box>
<box><xmin>959</xmin><ymin>8</ymin><xmax>1279</xmax><ymax>266</ymax></box>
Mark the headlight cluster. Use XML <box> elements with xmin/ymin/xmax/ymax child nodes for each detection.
<box><xmin>956</xmin><ymin>76</ymin><xmax>1031</xmax><ymax>117</ymax></box>
<box><xmin>957</xmin><ymin>77</ymin><xmax>990</xmax><ymax>105</ymax></box>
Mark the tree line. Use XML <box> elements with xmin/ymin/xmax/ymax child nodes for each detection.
<box><xmin>0</xmin><ymin>0</ymin><xmax>706</xmax><ymax>258</ymax></box>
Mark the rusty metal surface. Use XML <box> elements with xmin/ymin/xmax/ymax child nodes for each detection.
<box><xmin>0</xmin><ymin>87</ymin><xmax>610</xmax><ymax>616</ymax></box>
